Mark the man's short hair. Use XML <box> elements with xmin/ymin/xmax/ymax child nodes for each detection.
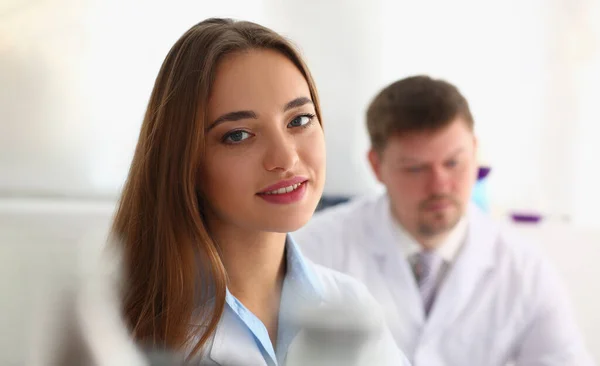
<box><xmin>366</xmin><ymin>75</ymin><xmax>474</xmax><ymax>151</ymax></box>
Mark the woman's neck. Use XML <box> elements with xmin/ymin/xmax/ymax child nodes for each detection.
<box><xmin>217</xmin><ymin>230</ymin><xmax>287</xmax><ymax>299</ymax></box>
<box><xmin>211</xmin><ymin>226</ymin><xmax>287</xmax><ymax>347</ymax></box>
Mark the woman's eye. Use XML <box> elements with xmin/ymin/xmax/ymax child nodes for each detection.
<box><xmin>288</xmin><ymin>114</ymin><xmax>314</xmax><ymax>128</ymax></box>
<box><xmin>223</xmin><ymin>130</ymin><xmax>252</xmax><ymax>144</ymax></box>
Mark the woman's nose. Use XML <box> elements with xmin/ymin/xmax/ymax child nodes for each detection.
<box><xmin>262</xmin><ymin>131</ymin><xmax>299</xmax><ymax>173</ymax></box>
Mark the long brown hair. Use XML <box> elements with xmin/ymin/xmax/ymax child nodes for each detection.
<box><xmin>111</xmin><ymin>18</ymin><xmax>322</xmax><ymax>358</ymax></box>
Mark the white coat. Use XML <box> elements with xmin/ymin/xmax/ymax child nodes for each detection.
<box><xmin>292</xmin><ymin>193</ymin><xmax>595</xmax><ymax>366</ymax></box>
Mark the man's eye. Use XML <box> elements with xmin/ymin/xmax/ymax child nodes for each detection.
<box><xmin>445</xmin><ymin>160</ymin><xmax>458</xmax><ymax>168</ymax></box>
<box><xmin>405</xmin><ymin>166</ymin><xmax>424</xmax><ymax>173</ymax></box>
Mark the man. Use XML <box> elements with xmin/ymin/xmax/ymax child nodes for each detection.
<box><xmin>292</xmin><ymin>76</ymin><xmax>595</xmax><ymax>365</ymax></box>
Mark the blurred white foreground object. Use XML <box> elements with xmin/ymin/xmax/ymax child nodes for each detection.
<box><xmin>286</xmin><ymin>300</ymin><xmax>401</xmax><ymax>366</ymax></box>
<box><xmin>75</xmin><ymin>234</ymin><xmax>149</xmax><ymax>366</ymax></box>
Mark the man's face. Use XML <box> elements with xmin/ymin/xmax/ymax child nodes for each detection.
<box><xmin>368</xmin><ymin>118</ymin><xmax>477</xmax><ymax>243</ymax></box>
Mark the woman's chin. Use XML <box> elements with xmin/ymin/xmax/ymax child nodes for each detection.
<box><xmin>260</xmin><ymin>210</ymin><xmax>315</xmax><ymax>234</ymax></box>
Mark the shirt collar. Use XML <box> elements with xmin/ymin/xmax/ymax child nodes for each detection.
<box><xmin>223</xmin><ymin>234</ymin><xmax>323</xmax><ymax>365</ymax></box>
<box><xmin>283</xmin><ymin>234</ymin><xmax>324</xmax><ymax>300</ymax></box>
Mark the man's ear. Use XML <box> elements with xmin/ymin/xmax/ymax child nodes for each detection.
<box><xmin>368</xmin><ymin>148</ymin><xmax>384</xmax><ymax>183</ymax></box>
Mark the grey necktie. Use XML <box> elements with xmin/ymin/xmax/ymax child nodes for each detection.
<box><xmin>414</xmin><ymin>251</ymin><xmax>443</xmax><ymax>316</ymax></box>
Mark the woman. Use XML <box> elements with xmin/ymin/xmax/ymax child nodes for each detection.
<box><xmin>107</xmin><ymin>18</ymin><xmax>408</xmax><ymax>365</ymax></box>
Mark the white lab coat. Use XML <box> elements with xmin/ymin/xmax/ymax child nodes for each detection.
<box><xmin>292</xmin><ymin>193</ymin><xmax>595</xmax><ymax>366</ymax></box>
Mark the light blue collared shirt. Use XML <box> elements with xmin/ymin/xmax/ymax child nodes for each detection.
<box><xmin>224</xmin><ymin>235</ymin><xmax>323</xmax><ymax>366</ymax></box>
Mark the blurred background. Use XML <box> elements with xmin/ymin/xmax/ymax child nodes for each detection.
<box><xmin>1</xmin><ymin>0</ymin><xmax>599</xmax><ymax>364</ymax></box>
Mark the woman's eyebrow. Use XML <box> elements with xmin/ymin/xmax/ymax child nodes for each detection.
<box><xmin>284</xmin><ymin>97</ymin><xmax>313</xmax><ymax>111</ymax></box>
<box><xmin>208</xmin><ymin>110</ymin><xmax>258</xmax><ymax>130</ymax></box>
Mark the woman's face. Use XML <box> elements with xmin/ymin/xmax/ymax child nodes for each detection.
<box><xmin>202</xmin><ymin>49</ymin><xmax>325</xmax><ymax>234</ymax></box>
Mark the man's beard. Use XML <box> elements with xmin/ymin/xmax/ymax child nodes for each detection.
<box><xmin>417</xmin><ymin>195</ymin><xmax>462</xmax><ymax>237</ymax></box>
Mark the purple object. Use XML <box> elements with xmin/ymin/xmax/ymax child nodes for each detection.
<box><xmin>477</xmin><ymin>166</ymin><xmax>491</xmax><ymax>181</ymax></box>
<box><xmin>510</xmin><ymin>213</ymin><xmax>543</xmax><ymax>223</ymax></box>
